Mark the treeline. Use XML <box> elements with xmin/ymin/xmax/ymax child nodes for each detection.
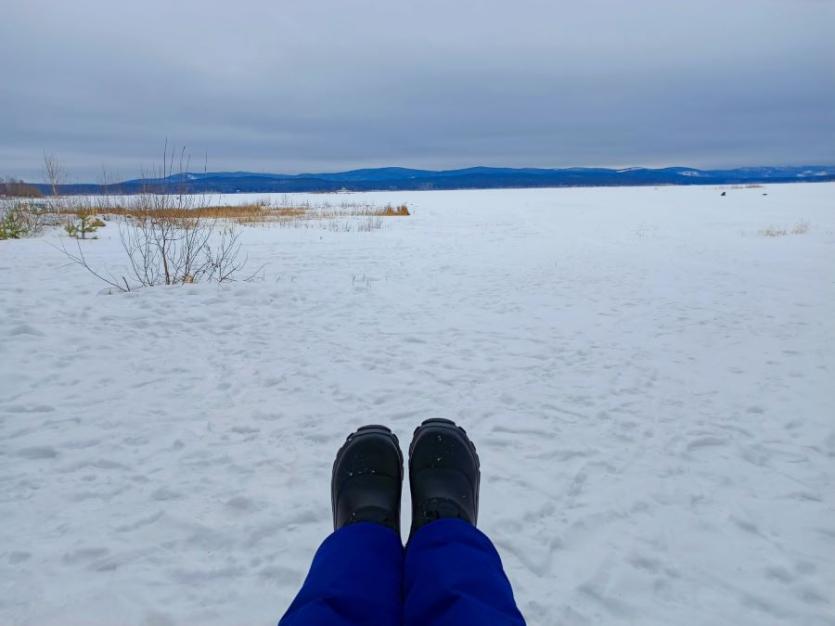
<box><xmin>0</xmin><ymin>178</ymin><xmax>42</xmax><ymax>198</ymax></box>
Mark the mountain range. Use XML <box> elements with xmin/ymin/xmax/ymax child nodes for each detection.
<box><xmin>43</xmin><ymin>165</ymin><xmax>835</xmax><ymax>195</ymax></box>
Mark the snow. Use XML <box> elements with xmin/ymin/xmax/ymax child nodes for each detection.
<box><xmin>2</xmin><ymin>183</ymin><xmax>834</xmax><ymax>625</ymax></box>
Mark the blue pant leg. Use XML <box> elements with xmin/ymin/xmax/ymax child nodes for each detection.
<box><xmin>404</xmin><ymin>518</ymin><xmax>526</xmax><ymax>626</ymax></box>
<box><xmin>278</xmin><ymin>522</ymin><xmax>404</xmax><ymax>626</ymax></box>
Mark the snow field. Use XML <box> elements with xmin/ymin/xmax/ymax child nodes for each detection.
<box><xmin>1</xmin><ymin>183</ymin><xmax>834</xmax><ymax>625</ymax></box>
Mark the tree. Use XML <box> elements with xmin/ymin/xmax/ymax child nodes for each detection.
<box><xmin>0</xmin><ymin>178</ymin><xmax>42</xmax><ymax>198</ymax></box>
<box><xmin>42</xmin><ymin>152</ymin><xmax>66</xmax><ymax>198</ymax></box>
<box><xmin>65</xmin><ymin>208</ymin><xmax>105</xmax><ymax>239</ymax></box>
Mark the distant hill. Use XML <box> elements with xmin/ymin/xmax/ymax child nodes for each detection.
<box><xmin>38</xmin><ymin>165</ymin><xmax>835</xmax><ymax>195</ymax></box>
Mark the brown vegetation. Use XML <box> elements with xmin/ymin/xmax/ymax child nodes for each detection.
<box><xmin>381</xmin><ymin>204</ymin><xmax>410</xmax><ymax>216</ymax></box>
<box><xmin>42</xmin><ymin>199</ymin><xmax>410</xmax><ymax>225</ymax></box>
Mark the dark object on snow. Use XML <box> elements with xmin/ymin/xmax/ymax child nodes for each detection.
<box><xmin>332</xmin><ymin>425</ymin><xmax>403</xmax><ymax>533</ymax></box>
<box><xmin>721</xmin><ymin>191</ymin><xmax>726</xmax><ymax>196</ymax></box>
<box><xmin>409</xmin><ymin>418</ymin><xmax>481</xmax><ymax>538</ymax></box>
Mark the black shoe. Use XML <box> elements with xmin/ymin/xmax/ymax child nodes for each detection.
<box><xmin>331</xmin><ymin>425</ymin><xmax>403</xmax><ymax>533</ymax></box>
<box><xmin>409</xmin><ymin>418</ymin><xmax>480</xmax><ymax>538</ymax></box>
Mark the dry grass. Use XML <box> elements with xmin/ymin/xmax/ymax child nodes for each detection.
<box><xmin>759</xmin><ymin>226</ymin><xmax>788</xmax><ymax>237</ymax></box>
<box><xmin>41</xmin><ymin>198</ymin><xmax>410</xmax><ymax>226</ymax></box>
<box><xmin>380</xmin><ymin>204</ymin><xmax>410</xmax><ymax>216</ymax></box>
<box><xmin>44</xmin><ymin>202</ymin><xmax>301</xmax><ymax>223</ymax></box>
<box><xmin>759</xmin><ymin>221</ymin><xmax>810</xmax><ymax>237</ymax></box>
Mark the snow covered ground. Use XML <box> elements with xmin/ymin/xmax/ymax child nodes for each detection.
<box><xmin>1</xmin><ymin>183</ymin><xmax>834</xmax><ymax>626</ymax></box>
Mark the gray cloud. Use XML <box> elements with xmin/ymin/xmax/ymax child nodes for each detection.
<box><xmin>1</xmin><ymin>0</ymin><xmax>834</xmax><ymax>181</ymax></box>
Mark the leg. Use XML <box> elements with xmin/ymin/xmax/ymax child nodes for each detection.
<box><xmin>404</xmin><ymin>419</ymin><xmax>526</xmax><ymax>626</ymax></box>
<box><xmin>278</xmin><ymin>425</ymin><xmax>405</xmax><ymax>626</ymax></box>
<box><xmin>279</xmin><ymin>522</ymin><xmax>403</xmax><ymax>626</ymax></box>
<box><xmin>404</xmin><ymin>519</ymin><xmax>525</xmax><ymax>626</ymax></box>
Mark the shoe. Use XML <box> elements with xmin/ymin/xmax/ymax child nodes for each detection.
<box><xmin>409</xmin><ymin>418</ymin><xmax>480</xmax><ymax>538</ymax></box>
<box><xmin>331</xmin><ymin>425</ymin><xmax>403</xmax><ymax>533</ymax></box>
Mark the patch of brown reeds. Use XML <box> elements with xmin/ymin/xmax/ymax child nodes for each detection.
<box><xmin>379</xmin><ymin>204</ymin><xmax>410</xmax><ymax>216</ymax></box>
<box><xmin>41</xmin><ymin>198</ymin><xmax>410</xmax><ymax>226</ymax></box>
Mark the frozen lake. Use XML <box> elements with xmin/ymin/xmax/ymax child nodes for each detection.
<box><xmin>1</xmin><ymin>183</ymin><xmax>834</xmax><ymax>625</ymax></box>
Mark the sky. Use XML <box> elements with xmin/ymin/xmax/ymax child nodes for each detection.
<box><xmin>1</xmin><ymin>0</ymin><xmax>834</xmax><ymax>182</ymax></box>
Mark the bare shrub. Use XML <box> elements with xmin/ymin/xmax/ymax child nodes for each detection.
<box><xmin>42</xmin><ymin>152</ymin><xmax>67</xmax><ymax>201</ymax></box>
<box><xmin>119</xmin><ymin>214</ymin><xmax>245</xmax><ymax>286</ymax></box>
<box><xmin>60</xmin><ymin>143</ymin><xmax>253</xmax><ymax>291</ymax></box>
<box><xmin>62</xmin><ymin>216</ymin><xmax>250</xmax><ymax>292</ymax></box>
<box><xmin>791</xmin><ymin>221</ymin><xmax>810</xmax><ymax>235</ymax></box>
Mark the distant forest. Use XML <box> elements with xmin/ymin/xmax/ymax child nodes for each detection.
<box><xmin>5</xmin><ymin>165</ymin><xmax>834</xmax><ymax>196</ymax></box>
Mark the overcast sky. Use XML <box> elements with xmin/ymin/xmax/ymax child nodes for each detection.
<box><xmin>1</xmin><ymin>0</ymin><xmax>834</xmax><ymax>182</ymax></box>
